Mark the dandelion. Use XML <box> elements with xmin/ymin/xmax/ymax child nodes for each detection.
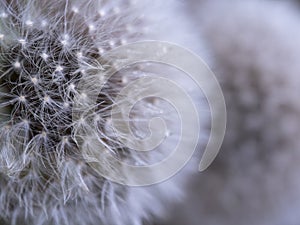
<box><xmin>0</xmin><ymin>0</ymin><xmax>204</xmax><ymax>224</ymax></box>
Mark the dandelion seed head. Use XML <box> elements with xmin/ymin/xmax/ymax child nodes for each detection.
<box><xmin>0</xmin><ymin>0</ymin><xmax>204</xmax><ymax>224</ymax></box>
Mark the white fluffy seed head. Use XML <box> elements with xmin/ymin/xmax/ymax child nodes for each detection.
<box><xmin>0</xmin><ymin>0</ymin><xmax>205</xmax><ymax>225</ymax></box>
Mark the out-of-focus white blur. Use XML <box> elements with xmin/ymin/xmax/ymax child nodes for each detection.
<box><xmin>156</xmin><ymin>0</ymin><xmax>300</xmax><ymax>224</ymax></box>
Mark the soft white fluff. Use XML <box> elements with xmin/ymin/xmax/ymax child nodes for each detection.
<box><xmin>162</xmin><ymin>1</ymin><xmax>300</xmax><ymax>225</ymax></box>
<box><xmin>0</xmin><ymin>1</ymin><xmax>205</xmax><ymax>225</ymax></box>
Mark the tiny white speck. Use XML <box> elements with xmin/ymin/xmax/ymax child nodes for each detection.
<box><xmin>122</xmin><ymin>76</ymin><xmax>128</xmax><ymax>84</ymax></box>
<box><xmin>41</xmin><ymin>20</ymin><xmax>47</xmax><ymax>27</ymax></box>
<box><xmin>13</xmin><ymin>61</ymin><xmax>21</xmax><ymax>68</ymax></box>
<box><xmin>44</xmin><ymin>95</ymin><xmax>50</xmax><ymax>103</ymax></box>
<box><xmin>80</xmin><ymin>93</ymin><xmax>87</xmax><ymax>99</ymax></box>
<box><xmin>41</xmin><ymin>53</ymin><xmax>49</xmax><ymax>60</ymax></box>
<box><xmin>61</xmin><ymin>40</ymin><xmax>68</xmax><ymax>46</ymax></box>
<box><xmin>41</xmin><ymin>131</ymin><xmax>47</xmax><ymax>137</ymax></box>
<box><xmin>98</xmin><ymin>10</ymin><xmax>106</xmax><ymax>17</ymax></box>
<box><xmin>99</xmin><ymin>75</ymin><xmax>105</xmax><ymax>82</ymax></box>
<box><xmin>165</xmin><ymin>130</ymin><xmax>171</xmax><ymax>137</ymax></box>
<box><xmin>88</xmin><ymin>24</ymin><xmax>95</xmax><ymax>31</ymax></box>
<box><xmin>69</xmin><ymin>83</ymin><xmax>75</xmax><ymax>90</ymax></box>
<box><xmin>80</xmin><ymin>69</ymin><xmax>87</xmax><ymax>75</ymax></box>
<box><xmin>0</xmin><ymin>12</ymin><xmax>8</xmax><ymax>18</ymax></box>
<box><xmin>98</xmin><ymin>48</ymin><xmax>105</xmax><ymax>54</ymax></box>
<box><xmin>31</xmin><ymin>77</ymin><xmax>38</xmax><ymax>85</ymax></box>
<box><xmin>63</xmin><ymin>34</ymin><xmax>69</xmax><ymax>39</ymax></box>
<box><xmin>0</xmin><ymin>34</ymin><xmax>4</xmax><ymax>40</ymax></box>
<box><xmin>76</xmin><ymin>51</ymin><xmax>83</xmax><ymax>58</ymax></box>
<box><xmin>72</xmin><ymin>7</ymin><xmax>79</xmax><ymax>13</ymax></box>
<box><xmin>61</xmin><ymin>34</ymin><xmax>69</xmax><ymax>46</ymax></box>
<box><xmin>94</xmin><ymin>115</ymin><xmax>100</xmax><ymax>122</ymax></box>
<box><xmin>109</xmin><ymin>40</ymin><xmax>115</xmax><ymax>47</ymax></box>
<box><xmin>25</xmin><ymin>20</ymin><xmax>33</xmax><ymax>27</ymax></box>
<box><xmin>19</xmin><ymin>95</ymin><xmax>26</xmax><ymax>102</ymax></box>
<box><xmin>62</xmin><ymin>136</ymin><xmax>69</xmax><ymax>144</ymax></box>
<box><xmin>55</xmin><ymin>65</ymin><xmax>63</xmax><ymax>72</ymax></box>
<box><xmin>120</xmin><ymin>39</ymin><xmax>127</xmax><ymax>45</ymax></box>
<box><xmin>79</xmin><ymin>117</ymin><xmax>85</xmax><ymax>123</ymax></box>
<box><xmin>18</xmin><ymin>39</ymin><xmax>26</xmax><ymax>45</ymax></box>
<box><xmin>63</xmin><ymin>102</ymin><xmax>70</xmax><ymax>108</ymax></box>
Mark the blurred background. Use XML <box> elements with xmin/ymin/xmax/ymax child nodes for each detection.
<box><xmin>156</xmin><ymin>0</ymin><xmax>300</xmax><ymax>224</ymax></box>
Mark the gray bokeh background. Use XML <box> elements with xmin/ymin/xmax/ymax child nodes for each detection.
<box><xmin>157</xmin><ymin>0</ymin><xmax>300</xmax><ymax>224</ymax></box>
